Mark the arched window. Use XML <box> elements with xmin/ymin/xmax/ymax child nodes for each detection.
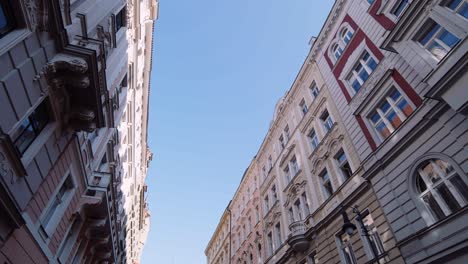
<box><xmin>341</xmin><ymin>27</ymin><xmax>353</xmax><ymax>44</ymax></box>
<box><xmin>333</xmin><ymin>44</ymin><xmax>343</xmax><ymax>60</ymax></box>
<box><xmin>329</xmin><ymin>25</ymin><xmax>354</xmax><ymax>63</ymax></box>
<box><xmin>416</xmin><ymin>159</ymin><xmax>468</xmax><ymax>221</ymax></box>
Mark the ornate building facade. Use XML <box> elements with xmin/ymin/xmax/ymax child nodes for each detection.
<box><xmin>206</xmin><ymin>0</ymin><xmax>468</xmax><ymax>264</ymax></box>
<box><xmin>0</xmin><ymin>0</ymin><xmax>157</xmax><ymax>263</ymax></box>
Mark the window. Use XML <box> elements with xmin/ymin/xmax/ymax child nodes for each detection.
<box><xmin>255</xmin><ymin>206</ymin><xmax>259</xmax><ymax>223</ymax></box>
<box><xmin>391</xmin><ymin>0</ymin><xmax>409</xmax><ymax>17</ymax></box>
<box><xmin>330</xmin><ymin>26</ymin><xmax>354</xmax><ymax>62</ymax></box>
<box><xmin>288</xmin><ymin>207</ymin><xmax>295</xmax><ymax>224</ymax></box>
<box><xmin>308</xmin><ymin>253</ymin><xmax>318</xmax><ymax>264</ymax></box>
<box><xmin>268</xmin><ymin>156</ymin><xmax>273</xmax><ymax>171</ymax></box>
<box><xmin>341</xmin><ymin>27</ymin><xmax>353</xmax><ymax>45</ymax></box>
<box><xmin>262</xmin><ymin>166</ymin><xmax>267</xmax><ymax>178</ymax></box>
<box><xmin>367</xmin><ymin>0</ymin><xmax>375</xmax><ymax>4</ymax></box>
<box><xmin>320</xmin><ymin>110</ymin><xmax>334</xmax><ymax>133</ymax></box>
<box><xmin>290</xmin><ymin>156</ymin><xmax>299</xmax><ymax>176</ymax></box>
<box><xmin>264</xmin><ymin>195</ymin><xmax>270</xmax><ymax>213</ymax></box>
<box><xmin>362</xmin><ymin>213</ymin><xmax>386</xmax><ymax>261</ymax></box>
<box><xmin>284</xmin><ymin>126</ymin><xmax>290</xmax><ymax>142</ymax></box>
<box><xmin>417</xmin><ymin>20</ymin><xmax>460</xmax><ymax>61</ymax></box>
<box><xmin>271</xmin><ymin>185</ymin><xmax>278</xmax><ymax>203</ymax></box>
<box><xmin>310</xmin><ymin>82</ymin><xmax>320</xmax><ymax>99</ymax></box>
<box><xmin>369</xmin><ymin>87</ymin><xmax>414</xmax><ymax>140</ymax></box>
<box><xmin>300</xmin><ymin>99</ymin><xmax>308</xmax><ymax>115</ymax></box>
<box><xmin>308</xmin><ymin>130</ymin><xmax>320</xmax><ymax>151</ymax></box>
<box><xmin>40</xmin><ymin>175</ymin><xmax>74</xmax><ymax>237</ymax></box>
<box><xmin>0</xmin><ymin>1</ymin><xmax>15</xmax><ymax>38</ymax></box>
<box><xmin>115</xmin><ymin>6</ymin><xmax>127</xmax><ymax>31</ymax></box>
<box><xmin>284</xmin><ymin>166</ymin><xmax>291</xmax><ymax>184</ymax></box>
<box><xmin>416</xmin><ymin>159</ymin><xmax>468</xmax><ymax>221</ymax></box>
<box><xmin>320</xmin><ymin>170</ymin><xmax>334</xmax><ymax>198</ymax></box>
<box><xmin>346</xmin><ymin>51</ymin><xmax>378</xmax><ymax>93</ymax></box>
<box><xmin>11</xmin><ymin>99</ymin><xmax>50</xmax><ymax>155</ymax></box>
<box><xmin>274</xmin><ymin>223</ymin><xmax>282</xmax><ymax>249</ymax></box>
<box><xmin>57</xmin><ymin>217</ymin><xmax>82</xmax><ymax>263</ymax></box>
<box><xmin>267</xmin><ymin>232</ymin><xmax>273</xmax><ymax>256</ymax></box>
<box><xmin>258</xmin><ymin>244</ymin><xmax>263</xmax><ymax>263</ymax></box>
<box><xmin>333</xmin><ymin>44</ymin><xmax>344</xmax><ymax>60</ymax></box>
<box><xmin>279</xmin><ymin>135</ymin><xmax>285</xmax><ymax>150</ymax></box>
<box><xmin>335</xmin><ymin>149</ymin><xmax>353</xmax><ymax>181</ymax></box>
<box><xmin>444</xmin><ymin>0</ymin><xmax>468</xmax><ymax>19</ymax></box>
<box><xmin>302</xmin><ymin>192</ymin><xmax>310</xmax><ymax>216</ymax></box>
<box><xmin>294</xmin><ymin>199</ymin><xmax>303</xmax><ymax>220</ymax></box>
<box><xmin>338</xmin><ymin>233</ymin><xmax>357</xmax><ymax>264</ymax></box>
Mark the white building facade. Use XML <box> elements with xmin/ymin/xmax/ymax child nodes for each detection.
<box><xmin>0</xmin><ymin>0</ymin><xmax>157</xmax><ymax>263</ymax></box>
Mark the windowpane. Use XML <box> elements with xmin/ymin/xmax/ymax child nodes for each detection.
<box><xmin>447</xmin><ymin>0</ymin><xmax>463</xmax><ymax>9</ymax></box>
<box><xmin>359</xmin><ymin>68</ymin><xmax>370</xmax><ymax>82</ymax></box>
<box><xmin>460</xmin><ymin>3</ymin><xmax>468</xmax><ymax>18</ymax></box>
<box><xmin>419</xmin><ymin>23</ymin><xmax>440</xmax><ymax>45</ymax></box>
<box><xmin>439</xmin><ymin>29</ymin><xmax>460</xmax><ymax>48</ymax></box>
<box><xmin>416</xmin><ymin>175</ymin><xmax>427</xmax><ymax>192</ymax></box>
<box><xmin>392</xmin><ymin>0</ymin><xmax>409</xmax><ymax>17</ymax></box>
<box><xmin>450</xmin><ymin>175</ymin><xmax>468</xmax><ymax>202</ymax></box>
<box><xmin>386</xmin><ymin>110</ymin><xmax>402</xmax><ymax>128</ymax></box>
<box><xmin>351</xmin><ymin>79</ymin><xmax>361</xmax><ymax>92</ymax></box>
<box><xmin>367</xmin><ymin>57</ymin><xmax>378</xmax><ymax>71</ymax></box>
<box><xmin>422</xmin><ymin>193</ymin><xmax>446</xmax><ymax>220</ymax></box>
<box><xmin>0</xmin><ymin>4</ymin><xmax>7</xmax><ymax>28</ymax></box>
<box><xmin>421</xmin><ymin>162</ymin><xmax>441</xmax><ymax>184</ymax></box>
<box><xmin>436</xmin><ymin>184</ymin><xmax>461</xmax><ymax>212</ymax></box>
<box><xmin>13</xmin><ymin>119</ymin><xmax>35</xmax><ymax>154</ymax></box>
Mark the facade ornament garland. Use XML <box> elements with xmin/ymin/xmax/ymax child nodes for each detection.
<box><xmin>284</xmin><ymin>179</ymin><xmax>307</xmax><ymax>207</ymax></box>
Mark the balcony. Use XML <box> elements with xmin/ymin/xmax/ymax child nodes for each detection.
<box><xmin>287</xmin><ymin>220</ymin><xmax>309</xmax><ymax>253</ymax></box>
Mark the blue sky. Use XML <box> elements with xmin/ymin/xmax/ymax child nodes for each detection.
<box><xmin>142</xmin><ymin>1</ymin><xmax>334</xmax><ymax>263</ymax></box>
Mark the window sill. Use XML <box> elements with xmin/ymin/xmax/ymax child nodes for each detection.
<box><xmin>0</xmin><ymin>29</ymin><xmax>32</xmax><ymax>56</ymax></box>
<box><xmin>21</xmin><ymin>122</ymin><xmax>58</xmax><ymax>168</ymax></box>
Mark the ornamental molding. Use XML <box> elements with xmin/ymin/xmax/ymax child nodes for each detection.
<box><xmin>44</xmin><ymin>53</ymin><xmax>98</xmax><ymax>132</ymax></box>
<box><xmin>264</xmin><ymin>208</ymin><xmax>282</xmax><ymax>229</ymax></box>
<box><xmin>310</xmin><ymin>129</ymin><xmax>345</xmax><ymax>175</ymax></box>
<box><xmin>279</xmin><ymin>142</ymin><xmax>297</xmax><ymax>166</ymax></box>
<box><xmin>24</xmin><ymin>0</ymin><xmax>49</xmax><ymax>31</ymax></box>
<box><xmin>349</xmin><ymin>59</ymin><xmax>393</xmax><ymax>114</ymax></box>
<box><xmin>0</xmin><ymin>131</ymin><xmax>27</xmax><ymax>184</ymax></box>
<box><xmin>309</xmin><ymin>0</ymin><xmax>347</xmax><ymax>62</ymax></box>
<box><xmin>284</xmin><ymin>179</ymin><xmax>307</xmax><ymax>207</ymax></box>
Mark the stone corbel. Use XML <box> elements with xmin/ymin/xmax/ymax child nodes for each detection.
<box><xmin>0</xmin><ymin>130</ymin><xmax>27</xmax><ymax>184</ymax></box>
<box><xmin>44</xmin><ymin>54</ymin><xmax>97</xmax><ymax>132</ymax></box>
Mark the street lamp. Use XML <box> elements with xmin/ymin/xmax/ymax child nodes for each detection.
<box><xmin>340</xmin><ymin>206</ymin><xmax>382</xmax><ymax>263</ymax></box>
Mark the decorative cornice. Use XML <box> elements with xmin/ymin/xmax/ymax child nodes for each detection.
<box><xmin>284</xmin><ymin>179</ymin><xmax>307</xmax><ymax>207</ymax></box>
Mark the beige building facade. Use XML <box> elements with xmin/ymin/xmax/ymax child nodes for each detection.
<box><xmin>206</xmin><ymin>0</ymin><xmax>468</xmax><ymax>264</ymax></box>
